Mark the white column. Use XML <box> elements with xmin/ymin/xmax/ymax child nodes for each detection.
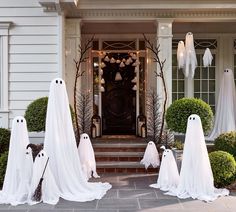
<box><xmin>58</xmin><ymin>12</ymin><xmax>65</xmax><ymax>79</ymax></box>
<box><xmin>156</xmin><ymin>19</ymin><xmax>173</xmax><ymax>106</ymax></box>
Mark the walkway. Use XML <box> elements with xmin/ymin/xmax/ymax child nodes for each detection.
<box><xmin>0</xmin><ymin>173</ymin><xmax>236</xmax><ymax>212</ymax></box>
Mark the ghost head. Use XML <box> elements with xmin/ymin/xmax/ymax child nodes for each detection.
<box><xmin>140</xmin><ymin>141</ymin><xmax>160</xmax><ymax>169</ymax></box>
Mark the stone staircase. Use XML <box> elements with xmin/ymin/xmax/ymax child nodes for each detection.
<box><xmin>92</xmin><ymin>135</ymin><xmax>159</xmax><ymax>173</ymax></box>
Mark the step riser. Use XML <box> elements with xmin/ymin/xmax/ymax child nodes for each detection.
<box><xmin>94</xmin><ymin>147</ymin><xmax>146</xmax><ymax>152</ymax></box>
<box><xmin>95</xmin><ymin>156</ymin><xmax>143</xmax><ymax>162</ymax></box>
<box><xmin>97</xmin><ymin>167</ymin><xmax>158</xmax><ymax>174</ymax></box>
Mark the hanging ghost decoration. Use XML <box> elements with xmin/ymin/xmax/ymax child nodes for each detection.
<box><xmin>177</xmin><ymin>41</ymin><xmax>186</xmax><ymax>70</ymax></box>
<box><xmin>203</xmin><ymin>48</ymin><xmax>213</xmax><ymax>67</ymax></box>
<box><xmin>150</xmin><ymin>146</ymin><xmax>179</xmax><ymax>193</ymax></box>
<box><xmin>0</xmin><ymin>116</ymin><xmax>33</xmax><ymax>205</ymax></box>
<box><xmin>185</xmin><ymin>32</ymin><xmax>197</xmax><ymax>78</ymax></box>
<box><xmin>44</xmin><ymin>78</ymin><xmax>111</xmax><ymax>202</ymax></box>
<box><xmin>208</xmin><ymin>69</ymin><xmax>236</xmax><ymax>140</ymax></box>
<box><xmin>140</xmin><ymin>141</ymin><xmax>160</xmax><ymax>169</ymax></box>
<box><xmin>175</xmin><ymin>114</ymin><xmax>229</xmax><ymax>202</ymax></box>
<box><xmin>28</xmin><ymin>150</ymin><xmax>60</xmax><ymax>205</ymax></box>
<box><xmin>78</xmin><ymin>133</ymin><xmax>100</xmax><ymax>180</ymax></box>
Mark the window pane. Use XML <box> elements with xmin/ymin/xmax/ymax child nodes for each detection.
<box><xmin>178</xmin><ymin>80</ymin><xmax>184</xmax><ymax>92</ymax></box>
<box><xmin>202</xmin><ymin>93</ymin><xmax>208</xmax><ymax>102</ymax></box>
<box><xmin>172</xmin><ymin>93</ymin><xmax>177</xmax><ymax>102</ymax></box>
<box><xmin>202</xmin><ymin>80</ymin><xmax>208</xmax><ymax>92</ymax></box>
<box><xmin>194</xmin><ymin>80</ymin><xmax>200</xmax><ymax>92</ymax></box>
<box><xmin>202</xmin><ymin>68</ymin><xmax>208</xmax><ymax>78</ymax></box>
<box><xmin>209</xmin><ymin>80</ymin><xmax>215</xmax><ymax>92</ymax></box>
<box><xmin>209</xmin><ymin>67</ymin><xmax>215</xmax><ymax>79</ymax></box>
<box><xmin>195</xmin><ymin>67</ymin><xmax>200</xmax><ymax>79</ymax></box>
<box><xmin>172</xmin><ymin>67</ymin><xmax>177</xmax><ymax>79</ymax></box>
<box><xmin>209</xmin><ymin>93</ymin><xmax>215</xmax><ymax>105</ymax></box>
<box><xmin>172</xmin><ymin>80</ymin><xmax>177</xmax><ymax>91</ymax></box>
<box><xmin>178</xmin><ymin>69</ymin><xmax>184</xmax><ymax>79</ymax></box>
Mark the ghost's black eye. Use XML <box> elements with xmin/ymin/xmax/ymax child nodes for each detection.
<box><xmin>56</xmin><ymin>80</ymin><xmax>58</xmax><ymax>84</ymax></box>
<box><xmin>42</xmin><ymin>153</ymin><xmax>44</xmax><ymax>157</ymax></box>
<box><xmin>189</xmin><ymin>117</ymin><xmax>192</xmax><ymax>120</ymax></box>
<box><xmin>26</xmin><ymin>152</ymin><xmax>29</xmax><ymax>155</ymax></box>
<box><xmin>84</xmin><ymin>136</ymin><xmax>86</xmax><ymax>139</ymax></box>
<box><xmin>17</xmin><ymin>119</ymin><xmax>19</xmax><ymax>123</ymax></box>
<box><xmin>193</xmin><ymin>117</ymin><xmax>195</xmax><ymax>120</ymax></box>
<box><xmin>60</xmin><ymin>80</ymin><xmax>62</xmax><ymax>84</ymax></box>
<box><xmin>227</xmin><ymin>70</ymin><xmax>229</xmax><ymax>72</ymax></box>
<box><xmin>86</xmin><ymin>136</ymin><xmax>88</xmax><ymax>139</ymax></box>
<box><xmin>38</xmin><ymin>154</ymin><xmax>40</xmax><ymax>157</ymax></box>
<box><xmin>21</xmin><ymin>119</ymin><xmax>23</xmax><ymax>123</ymax></box>
<box><xmin>224</xmin><ymin>70</ymin><xmax>226</xmax><ymax>72</ymax></box>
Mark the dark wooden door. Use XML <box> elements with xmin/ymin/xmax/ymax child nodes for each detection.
<box><xmin>102</xmin><ymin>53</ymin><xmax>136</xmax><ymax>134</ymax></box>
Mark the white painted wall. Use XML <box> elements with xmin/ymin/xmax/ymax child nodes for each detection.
<box><xmin>0</xmin><ymin>0</ymin><xmax>60</xmax><ymax>128</ymax></box>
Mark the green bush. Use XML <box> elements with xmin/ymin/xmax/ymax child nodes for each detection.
<box><xmin>0</xmin><ymin>128</ymin><xmax>10</xmax><ymax>154</ymax></box>
<box><xmin>209</xmin><ymin>151</ymin><xmax>236</xmax><ymax>187</ymax></box>
<box><xmin>214</xmin><ymin>131</ymin><xmax>236</xmax><ymax>159</ymax></box>
<box><xmin>166</xmin><ymin>98</ymin><xmax>213</xmax><ymax>134</ymax></box>
<box><xmin>25</xmin><ymin>97</ymin><xmax>75</xmax><ymax>132</ymax></box>
<box><xmin>0</xmin><ymin>151</ymin><xmax>8</xmax><ymax>188</ymax></box>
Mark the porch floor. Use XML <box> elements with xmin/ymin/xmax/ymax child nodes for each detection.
<box><xmin>2</xmin><ymin>173</ymin><xmax>236</xmax><ymax>212</ymax></box>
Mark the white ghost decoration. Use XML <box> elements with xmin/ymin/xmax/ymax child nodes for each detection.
<box><xmin>175</xmin><ymin>114</ymin><xmax>229</xmax><ymax>202</ymax></box>
<box><xmin>185</xmin><ymin>32</ymin><xmax>197</xmax><ymax>78</ymax></box>
<box><xmin>28</xmin><ymin>150</ymin><xmax>60</xmax><ymax>205</ymax></box>
<box><xmin>44</xmin><ymin>78</ymin><xmax>111</xmax><ymax>202</ymax></box>
<box><xmin>78</xmin><ymin>133</ymin><xmax>100</xmax><ymax>180</ymax></box>
<box><xmin>177</xmin><ymin>41</ymin><xmax>186</xmax><ymax>70</ymax></box>
<box><xmin>140</xmin><ymin>141</ymin><xmax>160</xmax><ymax>169</ymax></box>
<box><xmin>0</xmin><ymin>116</ymin><xmax>33</xmax><ymax>205</ymax></box>
<box><xmin>203</xmin><ymin>48</ymin><xmax>213</xmax><ymax>67</ymax></box>
<box><xmin>150</xmin><ymin>146</ymin><xmax>179</xmax><ymax>193</ymax></box>
<box><xmin>208</xmin><ymin>69</ymin><xmax>236</xmax><ymax>140</ymax></box>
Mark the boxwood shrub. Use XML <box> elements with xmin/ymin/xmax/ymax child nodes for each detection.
<box><xmin>25</xmin><ymin>97</ymin><xmax>75</xmax><ymax>132</ymax></box>
<box><xmin>0</xmin><ymin>128</ymin><xmax>10</xmax><ymax>154</ymax></box>
<box><xmin>214</xmin><ymin>131</ymin><xmax>236</xmax><ymax>159</ymax></box>
<box><xmin>209</xmin><ymin>151</ymin><xmax>236</xmax><ymax>187</ymax></box>
<box><xmin>166</xmin><ymin>98</ymin><xmax>213</xmax><ymax>134</ymax></box>
<box><xmin>0</xmin><ymin>151</ymin><xmax>8</xmax><ymax>188</ymax></box>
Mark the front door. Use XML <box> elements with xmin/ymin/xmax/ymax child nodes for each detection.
<box><xmin>102</xmin><ymin>53</ymin><xmax>136</xmax><ymax>134</ymax></box>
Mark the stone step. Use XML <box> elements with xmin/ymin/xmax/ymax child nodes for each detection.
<box><xmin>95</xmin><ymin>151</ymin><xmax>144</xmax><ymax>162</ymax></box>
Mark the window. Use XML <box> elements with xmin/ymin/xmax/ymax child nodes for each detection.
<box><xmin>172</xmin><ymin>39</ymin><xmax>217</xmax><ymax>112</ymax></box>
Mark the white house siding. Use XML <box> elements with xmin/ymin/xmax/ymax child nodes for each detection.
<box><xmin>0</xmin><ymin>0</ymin><xmax>60</xmax><ymax>128</ymax></box>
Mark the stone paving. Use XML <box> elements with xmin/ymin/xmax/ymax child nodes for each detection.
<box><xmin>1</xmin><ymin>173</ymin><xmax>236</xmax><ymax>212</ymax></box>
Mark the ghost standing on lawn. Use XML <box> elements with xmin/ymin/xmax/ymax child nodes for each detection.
<box><xmin>150</xmin><ymin>146</ymin><xmax>179</xmax><ymax>193</ymax></box>
<box><xmin>44</xmin><ymin>78</ymin><xmax>111</xmax><ymax>202</ymax></box>
<box><xmin>0</xmin><ymin>116</ymin><xmax>33</xmax><ymax>205</ymax></box>
<box><xmin>175</xmin><ymin>114</ymin><xmax>229</xmax><ymax>202</ymax></box>
<box><xmin>140</xmin><ymin>141</ymin><xmax>160</xmax><ymax>169</ymax></box>
<box><xmin>78</xmin><ymin>133</ymin><xmax>100</xmax><ymax>180</ymax></box>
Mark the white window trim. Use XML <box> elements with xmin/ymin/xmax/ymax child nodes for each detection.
<box><xmin>0</xmin><ymin>22</ymin><xmax>11</xmax><ymax>128</ymax></box>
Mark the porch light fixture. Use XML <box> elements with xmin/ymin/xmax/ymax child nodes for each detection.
<box><xmin>177</xmin><ymin>32</ymin><xmax>197</xmax><ymax>79</ymax></box>
<box><xmin>115</xmin><ymin>72</ymin><xmax>122</xmax><ymax>81</ymax></box>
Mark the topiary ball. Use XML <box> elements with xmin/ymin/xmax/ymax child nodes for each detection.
<box><xmin>209</xmin><ymin>151</ymin><xmax>236</xmax><ymax>187</ymax></box>
<box><xmin>0</xmin><ymin>151</ymin><xmax>8</xmax><ymax>188</ymax></box>
<box><xmin>166</xmin><ymin>98</ymin><xmax>213</xmax><ymax>134</ymax></box>
<box><xmin>24</xmin><ymin>97</ymin><xmax>48</xmax><ymax>132</ymax></box>
<box><xmin>0</xmin><ymin>128</ymin><xmax>10</xmax><ymax>154</ymax></box>
<box><xmin>214</xmin><ymin>131</ymin><xmax>236</xmax><ymax>159</ymax></box>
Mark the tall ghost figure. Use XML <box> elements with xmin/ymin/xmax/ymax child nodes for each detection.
<box><xmin>44</xmin><ymin>78</ymin><xmax>111</xmax><ymax>202</ymax></box>
<box><xmin>140</xmin><ymin>141</ymin><xmax>160</xmax><ymax>169</ymax></box>
<box><xmin>176</xmin><ymin>114</ymin><xmax>229</xmax><ymax>202</ymax></box>
<box><xmin>208</xmin><ymin>69</ymin><xmax>236</xmax><ymax>140</ymax></box>
<box><xmin>0</xmin><ymin>116</ymin><xmax>33</xmax><ymax>205</ymax></box>
<box><xmin>28</xmin><ymin>150</ymin><xmax>60</xmax><ymax>205</ymax></box>
<box><xmin>150</xmin><ymin>147</ymin><xmax>179</xmax><ymax>193</ymax></box>
<box><xmin>78</xmin><ymin>133</ymin><xmax>100</xmax><ymax>180</ymax></box>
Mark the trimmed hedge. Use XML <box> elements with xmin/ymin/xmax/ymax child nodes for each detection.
<box><xmin>166</xmin><ymin>98</ymin><xmax>213</xmax><ymax>134</ymax></box>
<box><xmin>0</xmin><ymin>128</ymin><xmax>10</xmax><ymax>154</ymax></box>
<box><xmin>25</xmin><ymin>97</ymin><xmax>74</xmax><ymax>132</ymax></box>
<box><xmin>214</xmin><ymin>131</ymin><xmax>236</xmax><ymax>159</ymax></box>
<box><xmin>209</xmin><ymin>151</ymin><xmax>236</xmax><ymax>187</ymax></box>
<box><xmin>0</xmin><ymin>151</ymin><xmax>8</xmax><ymax>188</ymax></box>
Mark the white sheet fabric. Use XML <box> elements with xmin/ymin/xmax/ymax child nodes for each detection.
<box><xmin>28</xmin><ymin>150</ymin><xmax>60</xmax><ymax>205</ymax></box>
<box><xmin>140</xmin><ymin>141</ymin><xmax>160</xmax><ymax>169</ymax></box>
<box><xmin>208</xmin><ymin>69</ymin><xmax>236</xmax><ymax>140</ymax></box>
<box><xmin>150</xmin><ymin>148</ymin><xmax>179</xmax><ymax>192</ymax></box>
<box><xmin>177</xmin><ymin>41</ymin><xmax>186</xmax><ymax>70</ymax></box>
<box><xmin>203</xmin><ymin>48</ymin><xmax>213</xmax><ymax>67</ymax></box>
<box><xmin>0</xmin><ymin>116</ymin><xmax>33</xmax><ymax>206</ymax></box>
<box><xmin>173</xmin><ymin>114</ymin><xmax>229</xmax><ymax>202</ymax></box>
<box><xmin>185</xmin><ymin>32</ymin><xmax>197</xmax><ymax>78</ymax></box>
<box><xmin>44</xmin><ymin>78</ymin><xmax>111</xmax><ymax>202</ymax></box>
<box><xmin>78</xmin><ymin>133</ymin><xmax>100</xmax><ymax>180</ymax></box>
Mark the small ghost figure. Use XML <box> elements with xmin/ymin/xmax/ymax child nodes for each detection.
<box><xmin>78</xmin><ymin>133</ymin><xmax>100</xmax><ymax>180</ymax></box>
<box><xmin>0</xmin><ymin>116</ymin><xmax>32</xmax><ymax>205</ymax></box>
<box><xmin>28</xmin><ymin>150</ymin><xmax>60</xmax><ymax>205</ymax></box>
<box><xmin>150</xmin><ymin>146</ymin><xmax>179</xmax><ymax>193</ymax></box>
<box><xmin>176</xmin><ymin>114</ymin><xmax>229</xmax><ymax>202</ymax></box>
<box><xmin>140</xmin><ymin>141</ymin><xmax>160</xmax><ymax>169</ymax></box>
